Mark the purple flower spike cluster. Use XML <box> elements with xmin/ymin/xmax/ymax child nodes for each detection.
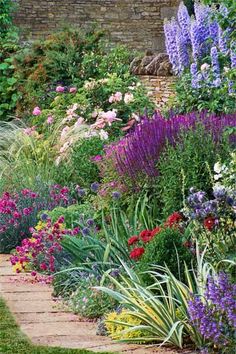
<box><xmin>188</xmin><ymin>272</ymin><xmax>236</xmax><ymax>349</ymax></box>
<box><xmin>103</xmin><ymin>111</ymin><xmax>236</xmax><ymax>186</ymax></box>
<box><xmin>164</xmin><ymin>1</ymin><xmax>233</xmax><ymax>79</ymax></box>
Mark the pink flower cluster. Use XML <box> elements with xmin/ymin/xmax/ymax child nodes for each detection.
<box><xmin>0</xmin><ymin>191</ymin><xmax>36</xmax><ymax>233</ymax></box>
<box><xmin>10</xmin><ymin>216</ymin><xmax>79</xmax><ymax>275</ymax></box>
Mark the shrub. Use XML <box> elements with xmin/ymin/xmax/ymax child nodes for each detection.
<box><xmin>68</xmin><ymin>276</ymin><xmax>117</xmax><ymax>319</ymax></box>
<box><xmin>58</xmin><ymin>137</ymin><xmax>105</xmax><ymax>187</ymax></box>
<box><xmin>105</xmin><ymin>309</ymin><xmax>146</xmax><ymax>341</ymax></box>
<box><xmin>156</xmin><ymin>122</ymin><xmax>233</xmax><ymax>217</ymax></box>
<box><xmin>138</xmin><ymin>227</ymin><xmax>192</xmax><ymax>283</ymax></box>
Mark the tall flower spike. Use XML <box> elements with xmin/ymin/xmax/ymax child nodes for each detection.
<box><xmin>177</xmin><ymin>2</ymin><xmax>191</xmax><ymax>44</ymax></box>
<box><xmin>190</xmin><ymin>63</ymin><xmax>199</xmax><ymax>89</ymax></box>
<box><xmin>190</xmin><ymin>20</ymin><xmax>201</xmax><ymax>61</ymax></box>
<box><xmin>218</xmin><ymin>27</ymin><xmax>228</xmax><ymax>55</ymax></box>
<box><xmin>194</xmin><ymin>2</ymin><xmax>210</xmax><ymax>55</ymax></box>
<box><xmin>164</xmin><ymin>19</ymin><xmax>179</xmax><ymax>74</ymax></box>
<box><xmin>211</xmin><ymin>46</ymin><xmax>220</xmax><ymax>77</ymax></box>
<box><xmin>209</xmin><ymin>20</ymin><xmax>219</xmax><ymax>46</ymax></box>
<box><xmin>176</xmin><ymin>26</ymin><xmax>190</xmax><ymax>73</ymax></box>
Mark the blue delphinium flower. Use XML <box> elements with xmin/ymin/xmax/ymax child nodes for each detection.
<box><xmin>176</xmin><ymin>27</ymin><xmax>190</xmax><ymax>72</ymax></box>
<box><xmin>190</xmin><ymin>20</ymin><xmax>201</xmax><ymax>61</ymax></box>
<box><xmin>218</xmin><ymin>27</ymin><xmax>228</xmax><ymax>55</ymax></box>
<box><xmin>190</xmin><ymin>62</ymin><xmax>200</xmax><ymax>88</ymax></box>
<box><xmin>177</xmin><ymin>2</ymin><xmax>191</xmax><ymax>44</ymax></box>
<box><xmin>164</xmin><ymin>19</ymin><xmax>179</xmax><ymax>73</ymax></box>
<box><xmin>211</xmin><ymin>46</ymin><xmax>220</xmax><ymax>77</ymax></box>
<box><xmin>209</xmin><ymin>20</ymin><xmax>219</xmax><ymax>46</ymax></box>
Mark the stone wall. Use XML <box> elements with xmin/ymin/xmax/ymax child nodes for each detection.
<box><xmin>139</xmin><ymin>75</ymin><xmax>176</xmax><ymax>108</ymax></box>
<box><xmin>13</xmin><ymin>0</ymin><xmax>179</xmax><ymax>52</ymax></box>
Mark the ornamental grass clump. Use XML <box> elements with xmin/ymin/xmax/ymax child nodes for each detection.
<box><xmin>100</xmin><ymin>111</ymin><xmax>236</xmax><ymax>189</ymax></box>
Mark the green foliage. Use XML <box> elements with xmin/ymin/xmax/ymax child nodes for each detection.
<box><xmin>46</xmin><ymin>203</ymin><xmax>95</xmax><ymax>229</ymax></box>
<box><xmin>68</xmin><ymin>276</ymin><xmax>117</xmax><ymax>319</ymax></box>
<box><xmin>138</xmin><ymin>228</ymin><xmax>192</xmax><ymax>283</ymax></box>
<box><xmin>59</xmin><ymin>137</ymin><xmax>104</xmax><ymax>187</ymax></box>
<box><xmin>0</xmin><ymin>0</ymin><xmax>17</xmax><ymax>38</ymax></box>
<box><xmin>156</xmin><ymin>124</ymin><xmax>232</xmax><ymax>217</ymax></box>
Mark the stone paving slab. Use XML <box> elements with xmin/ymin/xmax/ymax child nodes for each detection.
<box><xmin>0</xmin><ymin>254</ymin><xmax>193</xmax><ymax>354</ymax></box>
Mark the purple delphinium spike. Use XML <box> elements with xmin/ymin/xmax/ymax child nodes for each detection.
<box><xmin>177</xmin><ymin>2</ymin><xmax>191</xmax><ymax>44</ymax></box>
<box><xmin>164</xmin><ymin>19</ymin><xmax>179</xmax><ymax>74</ymax></box>
<box><xmin>176</xmin><ymin>26</ymin><xmax>190</xmax><ymax>73</ymax></box>
<box><xmin>190</xmin><ymin>62</ymin><xmax>200</xmax><ymax>89</ymax></box>
<box><xmin>218</xmin><ymin>27</ymin><xmax>229</xmax><ymax>55</ymax></box>
<box><xmin>190</xmin><ymin>19</ymin><xmax>201</xmax><ymax>61</ymax></box>
<box><xmin>209</xmin><ymin>20</ymin><xmax>219</xmax><ymax>46</ymax></box>
<box><xmin>210</xmin><ymin>46</ymin><xmax>220</xmax><ymax>77</ymax></box>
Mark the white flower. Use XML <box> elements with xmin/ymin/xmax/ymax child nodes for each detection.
<box><xmin>99</xmin><ymin>129</ymin><xmax>109</xmax><ymax>140</ymax></box>
<box><xmin>55</xmin><ymin>156</ymin><xmax>62</xmax><ymax>166</ymax></box>
<box><xmin>201</xmin><ymin>63</ymin><xmax>210</xmax><ymax>71</ymax></box>
<box><xmin>214</xmin><ymin>161</ymin><xmax>222</xmax><ymax>174</ymax></box>
<box><xmin>124</xmin><ymin>92</ymin><xmax>134</xmax><ymax>104</ymax></box>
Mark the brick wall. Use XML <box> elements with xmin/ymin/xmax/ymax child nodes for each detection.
<box><xmin>13</xmin><ymin>0</ymin><xmax>179</xmax><ymax>52</ymax></box>
<box><xmin>139</xmin><ymin>75</ymin><xmax>176</xmax><ymax>108</ymax></box>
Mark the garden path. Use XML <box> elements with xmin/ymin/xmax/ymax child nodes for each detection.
<box><xmin>0</xmin><ymin>254</ymin><xmax>195</xmax><ymax>354</ymax></box>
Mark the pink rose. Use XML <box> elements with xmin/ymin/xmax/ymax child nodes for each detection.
<box><xmin>56</xmin><ymin>85</ymin><xmax>65</xmax><ymax>93</ymax></box>
<box><xmin>32</xmin><ymin>107</ymin><xmax>41</xmax><ymax>116</ymax></box>
<box><xmin>47</xmin><ymin>116</ymin><xmax>54</xmax><ymax>124</ymax></box>
<box><xmin>69</xmin><ymin>87</ymin><xmax>77</xmax><ymax>94</ymax></box>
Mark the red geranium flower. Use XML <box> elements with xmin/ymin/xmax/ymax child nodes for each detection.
<box><xmin>130</xmin><ymin>247</ymin><xmax>145</xmax><ymax>260</ymax></box>
<box><xmin>128</xmin><ymin>236</ymin><xmax>139</xmax><ymax>245</ymax></box>
<box><xmin>165</xmin><ymin>212</ymin><xmax>183</xmax><ymax>227</ymax></box>
<box><xmin>204</xmin><ymin>216</ymin><xmax>215</xmax><ymax>231</ymax></box>
<box><xmin>139</xmin><ymin>230</ymin><xmax>153</xmax><ymax>243</ymax></box>
<box><xmin>150</xmin><ymin>226</ymin><xmax>162</xmax><ymax>237</ymax></box>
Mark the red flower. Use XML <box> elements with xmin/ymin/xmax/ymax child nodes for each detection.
<box><xmin>130</xmin><ymin>247</ymin><xmax>145</xmax><ymax>260</ymax></box>
<box><xmin>139</xmin><ymin>230</ymin><xmax>153</xmax><ymax>243</ymax></box>
<box><xmin>165</xmin><ymin>212</ymin><xmax>183</xmax><ymax>227</ymax></box>
<box><xmin>128</xmin><ymin>236</ymin><xmax>139</xmax><ymax>245</ymax></box>
<box><xmin>150</xmin><ymin>226</ymin><xmax>162</xmax><ymax>237</ymax></box>
<box><xmin>204</xmin><ymin>217</ymin><xmax>215</xmax><ymax>231</ymax></box>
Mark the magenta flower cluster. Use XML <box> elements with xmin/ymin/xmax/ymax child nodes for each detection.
<box><xmin>101</xmin><ymin>111</ymin><xmax>236</xmax><ymax>187</ymax></box>
<box><xmin>188</xmin><ymin>272</ymin><xmax>236</xmax><ymax>349</ymax></box>
<box><xmin>10</xmin><ymin>216</ymin><xmax>79</xmax><ymax>274</ymax></box>
<box><xmin>0</xmin><ymin>185</ymin><xmax>75</xmax><ymax>252</ymax></box>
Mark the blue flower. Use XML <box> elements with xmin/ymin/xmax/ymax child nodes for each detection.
<box><xmin>90</xmin><ymin>182</ymin><xmax>99</xmax><ymax>193</ymax></box>
<box><xmin>112</xmin><ymin>191</ymin><xmax>121</xmax><ymax>200</ymax></box>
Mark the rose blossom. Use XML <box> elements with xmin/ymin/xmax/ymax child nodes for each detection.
<box><xmin>69</xmin><ymin>87</ymin><xmax>77</xmax><ymax>93</ymax></box>
<box><xmin>47</xmin><ymin>116</ymin><xmax>54</xmax><ymax>124</ymax></box>
<box><xmin>32</xmin><ymin>106</ymin><xmax>41</xmax><ymax>116</ymax></box>
<box><xmin>124</xmin><ymin>92</ymin><xmax>134</xmax><ymax>104</ymax></box>
<box><xmin>56</xmin><ymin>85</ymin><xmax>65</xmax><ymax>93</ymax></box>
